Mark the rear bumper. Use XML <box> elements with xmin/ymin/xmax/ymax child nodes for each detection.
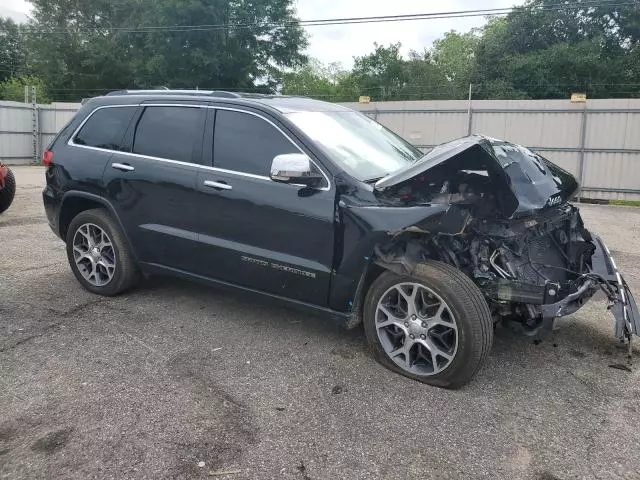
<box><xmin>42</xmin><ymin>185</ymin><xmax>62</xmax><ymax>239</ymax></box>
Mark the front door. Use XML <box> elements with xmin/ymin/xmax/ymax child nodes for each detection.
<box><xmin>195</xmin><ymin>108</ymin><xmax>335</xmax><ymax>306</ymax></box>
<box><xmin>103</xmin><ymin>104</ymin><xmax>206</xmax><ymax>272</ymax></box>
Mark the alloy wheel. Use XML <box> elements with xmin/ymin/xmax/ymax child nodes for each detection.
<box><xmin>375</xmin><ymin>282</ymin><xmax>458</xmax><ymax>376</ymax></box>
<box><xmin>72</xmin><ymin>223</ymin><xmax>116</xmax><ymax>286</ymax></box>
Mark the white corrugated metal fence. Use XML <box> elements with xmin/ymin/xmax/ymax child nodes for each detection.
<box><xmin>1</xmin><ymin>98</ymin><xmax>639</xmax><ymax>201</ymax></box>
<box><xmin>0</xmin><ymin>100</ymin><xmax>78</xmax><ymax>165</ymax></box>
<box><xmin>343</xmin><ymin>98</ymin><xmax>640</xmax><ymax>201</ymax></box>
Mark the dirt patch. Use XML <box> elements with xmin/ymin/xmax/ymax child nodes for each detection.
<box><xmin>536</xmin><ymin>472</ymin><xmax>562</xmax><ymax>480</ymax></box>
<box><xmin>31</xmin><ymin>427</ymin><xmax>74</xmax><ymax>454</ymax></box>
<box><xmin>330</xmin><ymin>347</ymin><xmax>356</xmax><ymax>360</ymax></box>
<box><xmin>0</xmin><ymin>217</ymin><xmax>45</xmax><ymax>228</ymax></box>
<box><xmin>0</xmin><ymin>425</ymin><xmax>16</xmax><ymax>443</ymax></box>
<box><xmin>331</xmin><ymin>385</ymin><xmax>345</xmax><ymax>395</ymax></box>
<box><xmin>166</xmin><ymin>350</ymin><xmax>258</xmax><ymax>476</ymax></box>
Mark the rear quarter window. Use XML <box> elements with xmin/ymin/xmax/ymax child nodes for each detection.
<box><xmin>74</xmin><ymin>106</ymin><xmax>137</xmax><ymax>150</ymax></box>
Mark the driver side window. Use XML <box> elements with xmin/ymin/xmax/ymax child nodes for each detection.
<box><xmin>213</xmin><ymin>110</ymin><xmax>300</xmax><ymax>177</ymax></box>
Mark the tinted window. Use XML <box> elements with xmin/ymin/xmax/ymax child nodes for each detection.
<box><xmin>213</xmin><ymin>110</ymin><xmax>299</xmax><ymax>176</ymax></box>
<box><xmin>133</xmin><ymin>106</ymin><xmax>204</xmax><ymax>163</ymax></box>
<box><xmin>74</xmin><ymin>107</ymin><xmax>136</xmax><ymax>150</ymax></box>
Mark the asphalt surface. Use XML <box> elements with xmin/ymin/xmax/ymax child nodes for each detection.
<box><xmin>1</xmin><ymin>166</ymin><xmax>640</xmax><ymax>480</ymax></box>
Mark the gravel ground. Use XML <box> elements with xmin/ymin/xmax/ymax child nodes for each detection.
<box><xmin>1</xmin><ymin>166</ymin><xmax>640</xmax><ymax>480</ymax></box>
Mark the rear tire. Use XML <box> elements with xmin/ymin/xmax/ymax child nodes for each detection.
<box><xmin>0</xmin><ymin>168</ymin><xmax>16</xmax><ymax>214</ymax></box>
<box><xmin>363</xmin><ymin>261</ymin><xmax>493</xmax><ymax>389</ymax></box>
<box><xmin>65</xmin><ymin>208</ymin><xmax>139</xmax><ymax>296</ymax></box>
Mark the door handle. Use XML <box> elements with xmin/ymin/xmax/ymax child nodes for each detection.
<box><xmin>112</xmin><ymin>163</ymin><xmax>135</xmax><ymax>172</ymax></box>
<box><xmin>204</xmin><ymin>180</ymin><xmax>232</xmax><ymax>190</ymax></box>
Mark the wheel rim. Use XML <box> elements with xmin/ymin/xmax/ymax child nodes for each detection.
<box><xmin>72</xmin><ymin>223</ymin><xmax>116</xmax><ymax>286</ymax></box>
<box><xmin>375</xmin><ymin>282</ymin><xmax>458</xmax><ymax>376</ymax></box>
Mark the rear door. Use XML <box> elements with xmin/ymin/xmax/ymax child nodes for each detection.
<box><xmin>102</xmin><ymin>104</ymin><xmax>206</xmax><ymax>271</ymax></box>
<box><xmin>67</xmin><ymin>104</ymin><xmax>138</xmax><ymax>196</ymax></box>
<box><xmin>194</xmin><ymin>107</ymin><xmax>336</xmax><ymax>305</ymax></box>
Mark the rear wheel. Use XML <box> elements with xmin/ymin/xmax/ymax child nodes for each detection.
<box><xmin>0</xmin><ymin>168</ymin><xmax>16</xmax><ymax>214</ymax></box>
<box><xmin>363</xmin><ymin>261</ymin><xmax>493</xmax><ymax>389</ymax></box>
<box><xmin>65</xmin><ymin>209</ymin><xmax>139</xmax><ymax>296</ymax></box>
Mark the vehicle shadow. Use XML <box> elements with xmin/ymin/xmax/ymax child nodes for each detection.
<box><xmin>134</xmin><ymin>274</ymin><xmax>638</xmax><ymax>366</ymax></box>
<box><xmin>134</xmin><ymin>274</ymin><xmax>366</xmax><ymax>342</ymax></box>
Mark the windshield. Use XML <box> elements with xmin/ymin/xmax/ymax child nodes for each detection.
<box><xmin>285</xmin><ymin>110</ymin><xmax>422</xmax><ymax>181</ymax></box>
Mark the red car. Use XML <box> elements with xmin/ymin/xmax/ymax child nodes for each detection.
<box><xmin>0</xmin><ymin>162</ymin><xmax>15</xmax><ymax>213</ymax></box>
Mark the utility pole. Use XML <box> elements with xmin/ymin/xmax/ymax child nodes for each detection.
<box><xmin>31</xmin><ymin>86</ymin><xmax>39</xmax><ymax>164</ymax></box>
<box><xmin>466</xmin><ymin>84</ymin><xmax>473</xmax><ymax>135</ymax></box>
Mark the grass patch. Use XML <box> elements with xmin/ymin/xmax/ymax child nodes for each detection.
<box><xmin>609</xmin><ymin>199</ymin><xmax>640</xmax><ymax>207</ymax></box>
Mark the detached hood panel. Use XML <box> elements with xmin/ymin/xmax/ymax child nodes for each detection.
<box><xmin>374</xmin><ymin>136</ymin><xmax>579</xmax><ymax>218</ymax></box>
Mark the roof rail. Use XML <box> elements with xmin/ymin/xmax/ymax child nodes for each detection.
<box><xmin>105</xmin><ymin>89</ymin><xmax>241</xmax><ymax>98</ymax></box>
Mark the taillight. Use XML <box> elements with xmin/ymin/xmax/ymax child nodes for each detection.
<box><xmin>43</xmin><ymin>150</ymin><xmax>53</xmax><ymax>167</ymax></box>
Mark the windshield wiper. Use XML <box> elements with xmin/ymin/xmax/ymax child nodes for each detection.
<box><xmin>363</xmin><ymin>175</ymin><xmax>387</xmax><ymax>184</ymax></box>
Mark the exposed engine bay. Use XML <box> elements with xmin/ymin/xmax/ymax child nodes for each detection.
<box><xmin>371</xmin><ymin>135</ymin><xmax>639</xmax><ymax>349</ymax></box>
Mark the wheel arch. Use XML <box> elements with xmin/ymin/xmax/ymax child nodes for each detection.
<box><xmin>59</xmin><ymin>191</ymin><xmax>138</xmax><ymax>261</ymax></box>
<box><xmin>346</xmin><ymin>232</ymin><xmax>441</xmax><ymax>329</ymax></box>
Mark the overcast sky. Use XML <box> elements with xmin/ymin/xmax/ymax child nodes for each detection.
<box><xmin>1</xmin><ymin>0</ymin><xmax>525</xmax><ymax>68</ymax></box>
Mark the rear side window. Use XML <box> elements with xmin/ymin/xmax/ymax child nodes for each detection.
<box><xmin>133</xmin><ymin>106</ymin><xmax>204</xmax><ymax>163</ymax></box>
<box><xmin>74</xmin><ymin>106</ymin><xmax>136</xmax><ymax>150</ymax></box>
<box><xmin>213</xmin><ymin>110</ymin><xmax>299</xmax><ymax>176</ymax></box>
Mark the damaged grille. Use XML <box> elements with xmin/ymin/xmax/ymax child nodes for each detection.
<box><xmin>515</xmin><ymin>234</ymin><xmax>568</xmax><ymax>284</ymax></box>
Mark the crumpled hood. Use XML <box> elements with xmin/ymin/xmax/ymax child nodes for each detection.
<box><xmin>374</xmin><ymin>135</ymin><xmax>579</xmax><ymax>218</ymax></box>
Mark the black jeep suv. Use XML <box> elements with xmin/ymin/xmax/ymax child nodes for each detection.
<box><xmin>43</xmin><ymin>90</ymin><xmax>638</xmax><ymax>388</ymax></box>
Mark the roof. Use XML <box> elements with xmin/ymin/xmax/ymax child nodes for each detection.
<box><xmin>250</xmin><ymin>96</ymin><xmax>351</xmax><ymax>113</ymax></box>
<box><xmin>98</xmin><ymin>90</ymin><xmax>351</xmax><ymax>114</ymax></box>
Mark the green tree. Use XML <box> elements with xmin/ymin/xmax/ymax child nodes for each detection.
<box><xmin>345</xmin><ymin>42</ymin><xmax>465</xmax><ymax>101</ymax></box>
<box><xmin>281</xmin><ymin>58</ymin><xmax>370</xmax><ymax>102</ymax></box>
<box><xmin>281</xmin><ymin>62</ymin><xmax>333</xmax><ymax>97</ymax></box>
<box><xmin>0</xmin><ymin>75</ymin><xmax>51</xmax><ymax>103</ymax></box>
<box><xmin>128</xmin><ymin>0</ymin><xmax>307</xmax><ymax>90</ymax></box>
<box><xmin>431</xmin><ymin>31</ymin><xmax>478</xmax><ymax>96</ymax></box>
<box><xmin>398</xmin><ymin>49</ymin><xmax>450</xmax><ymax>100</ymax></box>
<box><xmin>473</xmin><ymin>0</ymin><xmax>640</xmax><ymax>99</ymax></box>
<box><xmin>0</xmin><ymin>18</ymin><xmax>27</xmax><ymax>82</ymax></box>
<box><xmin>16</xmin><ymin>0</ymin><xmax>640</xmax><ymax>102</ymax></box>
<box><xmin>26</xmin><ymin>0</ymin><xmax>308</xmax><ymax>100</ymax></box>
<box><xmin>350</xmin><ymin>43</ymin><xmax>408</xmax><ymax>101</ymax></box>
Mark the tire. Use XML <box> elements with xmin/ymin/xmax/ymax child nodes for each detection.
<box><xmin>0</xmin><ymin>168</ymin><xmax>16</xmax><ymax>214</ymax></box>
<box><xmin>363</xmin><ymin>261</ymin><xmax>493</xmax><ymax>389</ymax></box>
<box><xmin>65</xmin><ymin>208</ymin><xmax>139</xmax><ymax>296</ymax></box>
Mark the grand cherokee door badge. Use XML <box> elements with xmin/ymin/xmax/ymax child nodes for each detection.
<box><xmin>241</xmin><ymin>256</ymin><xmax>316</xmax><ymax>279</ymax></box>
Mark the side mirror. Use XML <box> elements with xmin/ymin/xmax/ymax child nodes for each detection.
<box><xmin>270</xmin><ymin>153</ymin><xmax>323</xmax><ymax>188</ymax></box>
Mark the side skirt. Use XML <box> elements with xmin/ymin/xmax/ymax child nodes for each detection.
<box><xmin>139</xmin><ymin>262</ymin><xmax>351</xmax><ymax>327</ymax></box>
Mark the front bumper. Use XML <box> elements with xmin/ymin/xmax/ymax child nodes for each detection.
<box><xmin>487</xmin><ymin>235</ymin><xmax>639</xmax><ymax>340</ymax></box>
<box><xmin>539</xmin><ymin>235</ymin><xmax>639</xmax><ymax>339</ymax></box>
<box><xmin>590</xmin><ymin>235</ymin><xmax>640</xmax><ymax>339</ymax></box>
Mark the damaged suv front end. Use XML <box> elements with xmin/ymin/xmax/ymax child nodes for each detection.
<box><xmin>372</xmin><ymin>135</ymin><xmax>639</xmax><ymax>349</ymax></box>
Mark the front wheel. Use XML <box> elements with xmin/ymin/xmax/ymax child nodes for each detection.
<box><xmin>363</xmin><ymin>261</ymin><xmax>493</xmax><ymax>389</ymax></box>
